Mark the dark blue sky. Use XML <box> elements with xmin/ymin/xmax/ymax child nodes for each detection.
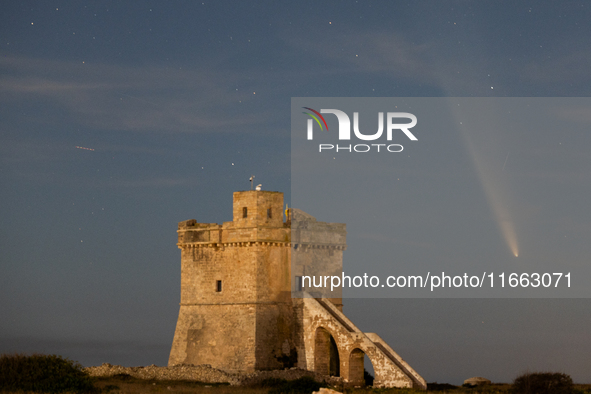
<box><xmin>1</xmin><ymin>0</ymin><xmax>590</xmax><ymax>385</ymax></box>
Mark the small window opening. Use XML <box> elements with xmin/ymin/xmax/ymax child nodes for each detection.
<box><xmin>243</xmin><ymin>207</ymin><xmax>247</xmax><ymax>218</ymax></box>
<box><xmin>267</xmin><ymin>208</ymin><xmax>272</xmax><ymax>219</ymax></box>
<box><xmin>216</xmin><ymin>280</ymin><xmax>222</xmax><ymax>292</ymax></box>
<box><xmin>295</xmin><ymin>276</ymin><xmax>303</xmax><ymax>291</ymax></box>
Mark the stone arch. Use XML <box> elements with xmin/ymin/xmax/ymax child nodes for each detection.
<box><xmin>349</xmin><ymin>348</ymin><xmax>366</xmax><ymax>386</ymax></box>
<box><xmin>314</xmin><ymin>327</ymin><xmax>340</xmax><ymax>376</ymax></box>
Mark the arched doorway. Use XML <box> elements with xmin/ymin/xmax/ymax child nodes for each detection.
<box><xmin>349</xmin><ymin>348</ymin><xmax>365</xmax><ymax>386</ymax></box>
<box><xmin>314</xmin><ymin>327</ymin><xmax>340</xmax><ymax>376</ymax></box>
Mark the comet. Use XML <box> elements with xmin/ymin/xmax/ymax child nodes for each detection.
<box><xmin>450</xmin><ymin>102</ymin><xmax>519</xmax><ymax>258</ymax></box>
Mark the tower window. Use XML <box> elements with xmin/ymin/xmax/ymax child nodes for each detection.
<box><xmin>295</xmin><ymin>276</ymin><xmax>303</xmax><ymax>291</ymax></box>
<box><xmin>267</xmin><ymin>208</ymin><xmax>272</xmax><ymax>219</ymax></box>
<box><xmin>216</xmin><ymin>280</ymin><xmax>222</xmax><ymax>292</ymax></box>
<box><xmin>243</xmin><ymin>207</ymin><xmax>247</xmax><ymax>218</ymax></box>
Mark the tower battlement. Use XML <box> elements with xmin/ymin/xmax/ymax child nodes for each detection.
<box><xmin>177</xmin><ymin>190</ymin><xmax>289</xmax><ymax>247</ymax></box>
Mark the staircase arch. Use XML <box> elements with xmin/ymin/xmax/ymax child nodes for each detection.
<box><xmin>314</xmin><ymin>326</ymin><xmax>341</xmax><ymax>377</ymax></box>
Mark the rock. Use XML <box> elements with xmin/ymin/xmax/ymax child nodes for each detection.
<box><xmin>464</xmin><ymin>376</ymin><xmax>491</xmax><ymax>386</ymax></box>
<box><xmin>83</xmin><ymin>363</ymin><xmax>343</xmax><ymax>387</ymax></box>
<box><xmin>313</xmin><ymin>389</ymin><xmax>342</xmax><ymax>394</ymax></box>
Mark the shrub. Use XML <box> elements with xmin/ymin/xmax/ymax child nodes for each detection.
<box><xmin>513</xmin><ymin>372</ymin><xmax>574</xmax><ymax>394</ymax></box>
<box><xmin>0</xmin><ymin>353</ymin><xmax>97</xmax><ymax>393</ymax></box>
<box><xmin>428</xmin><ymin>382</ymin><xmax>458</xmax><ymax>391</ymax></box>
<box><xmin>266</xmin><ymin>376</ymin><xmax>325</xmax><ymax>394</ymax></box>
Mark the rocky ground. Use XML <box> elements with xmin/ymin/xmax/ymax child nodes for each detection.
<box><xmin>84</xmin><ymin>363</ymin><xmax>343</xmax><ymax>387</ymax></box>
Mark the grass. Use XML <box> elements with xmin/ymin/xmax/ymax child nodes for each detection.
<box><xmin>92</xmin><ymin>374</ymin><xmax>260</xmax><ymax>394</ymax></box>
<box><xmin>89</xmin><ymin>376</ymin><xmax>582</xmax><ymax>394</ymax></box>
<box><xmin>93</xmin><ymin>375</ymin><xmax>325</xmax><ymax>394</ymax></box>
<box><xmin>2</xmin><ymin>354</ymin><xmax>591</xmax><ymax>394</ymax></box>
<box><xmin>3</xmin><ymin>376</ymin><xmax>591</xmax><ymax>394</ymax></box>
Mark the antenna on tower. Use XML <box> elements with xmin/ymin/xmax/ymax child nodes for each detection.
<box><xmin>249</xmin><ymin>175</ymin><xmax>255</xmax><ymax>190</ymax></box>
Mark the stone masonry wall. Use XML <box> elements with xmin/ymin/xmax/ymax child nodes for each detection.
<box><xmin>170</xmin><ymin>191</ymin><xmax>296</xmax><ymax>372</ymax></box>
<box><xmin>169</xmin><ymin>304</ymin><xmax>257</xmax><ymax>372</ymax></box>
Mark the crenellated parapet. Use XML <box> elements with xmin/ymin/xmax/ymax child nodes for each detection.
<box><xmin>176</xmin><ymin>202</ymin><xmax>347</xmax><ymax>251</ymax></box>
<box><xmin>179</xmin><ymin>241</ymin><xmax>291</xmax><ymax>249</ymax></box>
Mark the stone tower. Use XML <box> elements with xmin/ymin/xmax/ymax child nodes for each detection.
<box><xmin>169</xmin><ymin>190</ymin><xmax>296</xmax><ymax>372</ymax></box>
<box><xmin>169</xmin><ymin>190</ymin><xmax>427</xmax><ymax>389</ymax></box>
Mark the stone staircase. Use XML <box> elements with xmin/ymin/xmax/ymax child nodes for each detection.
<box><xmin>301</xmin><ymin>295</ymin><xmax>427</xmax><ymax>390</ymax></box>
